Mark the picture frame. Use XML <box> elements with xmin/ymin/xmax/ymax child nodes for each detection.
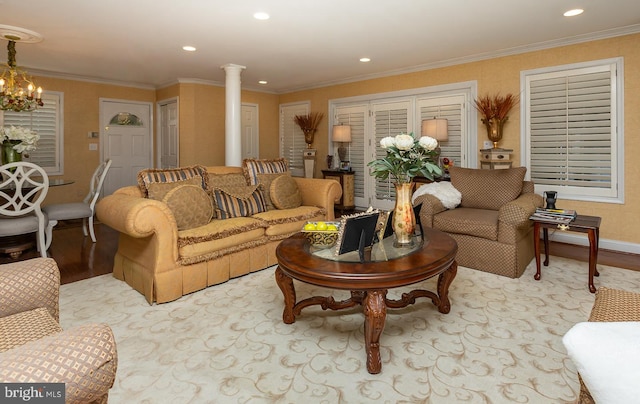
<box><xmin>335</xmin><ymin>209</ymin><xmax>380</xmax><ymax>256</ymax></box>
<box><xmin>340</xmin><ymin>160</ymin><xmax>351</xmax><ymax>171</ymax></box>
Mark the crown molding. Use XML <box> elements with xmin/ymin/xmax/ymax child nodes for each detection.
<box><xmin>21</xmin><ymin>24</ymin><xmax>640</xmax><ymax>95</ymax></box>
<box><xmin>275</xmin><ymin>24</ymin><xmax>640</xmax><ymax>94</ymax></box>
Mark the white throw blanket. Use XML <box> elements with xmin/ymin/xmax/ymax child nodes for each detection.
<box><xmin>563</xmin><ymin>321</ymin><xmax>640</xmax><ymax>404</ymax></box>
<box><xmin>412</xmin><ymin>182</ymin><xmax>461</xmax><ymax>209</ymax></box>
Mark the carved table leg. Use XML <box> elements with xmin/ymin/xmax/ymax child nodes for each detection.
<box><xmin>587</xmin><ymin>229</ymin><xmax>598</xmax><ymax>293</ymax></box>
<box><xmin>275</xmin><ymin>266</ymin><xmax>296</xmax><ymax>324</ymax></box>
<box><xmin>436</xmin><ymin>260</ymin><xmax>457</xmax><ymax>314</ymax></box>
<box><xmin>363</xmin><ymin>290</ymin><xmax>387</xmax><ymax>374</ymax></box>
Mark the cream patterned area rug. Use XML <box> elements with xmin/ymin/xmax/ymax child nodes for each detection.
<box><xmin>59</xmin><ymin>257</ymin><xmax>640</xmax><ymax>404</ymax></box>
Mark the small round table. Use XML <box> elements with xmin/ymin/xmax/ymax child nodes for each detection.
<box><xmin>275</xmin><ymin>228</ymin><xmax>458</xmax><ymax>374</ymax></box>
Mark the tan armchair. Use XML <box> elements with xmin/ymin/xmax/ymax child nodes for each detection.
<box><xmin>0</xmin><ymin>258</ymin><xmax>117</xmax><ymax>404</ymax></box>
<box><xmin>415</xmin><ymin>167</ymin><xmax>543</xmax><ymax>278</ymax></box>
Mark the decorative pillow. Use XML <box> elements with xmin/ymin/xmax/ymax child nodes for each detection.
<box><xmin>450</xmin><ymin>166</ymin><xmax>526</xmax><ymax>210</ymax></box>
<box><xmin>207</xmin><ymin>172</ymin><xmax>248</xmax><ymax>192</ymax></box>
<box><xmin>137</xmin><ymin>165</ymin><xmax>208</xmax><ymax>197</ymax></box>
<box><xmin>162</xmin><ymin>185</ymin><xmax>213</xmax><ymax>230</ymax></box>
<box><xmin>242</xmin><ymin>158</ymin><xmax>289</xmax><ymax>185</ymax></box>
<box><xmin>212</xmin><ymin>187</ymin><xmax>267</xmax><ymax>219</ymax></box>
<box><xmin>256</xmin><ymin>172</ymin><xmax>290</xmax><ymax>210</ymax></box>
<box><xmin>147</xmin><ymin>176</ymin><xmax>203</xmax><ymax>201</ymax></box>
<box><xmin>270</xmin><ymin>174</ymin><xmax>302</xmax><ymax>210</ymax></box>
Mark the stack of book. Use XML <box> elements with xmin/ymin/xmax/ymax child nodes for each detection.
<box><xmin>530</xmin><ymin>208</ymin><xmax>577</xmax><ymax>225</ymax></box>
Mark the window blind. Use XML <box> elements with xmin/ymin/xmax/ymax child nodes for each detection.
<box><xmin>418</xmin><ymin>96</ymin><xmax>464</xmax><ymax>167</ymax></box>
<box><xmin>280</xmin><ymin>103</ymin><xmax>309</xmax><ymax>176</ymax></box>
<box><xmin>335</xmin><ymin>108</ymin><xmax>365</xmax><ymax>198</ymax></box>
<box><xmin>372</xmin><ymin>101</ymin><xmax>410</xmax><ymax>201</ymax></box>
<box><xmin>529</xmin><ymin>69</ymin><xmax>613</xmax><ymax>189</ymax></box>
<box><xmin>2</xmin><ymin>92</ymin><xmax>62</xmax><ymax>174</ymax></box>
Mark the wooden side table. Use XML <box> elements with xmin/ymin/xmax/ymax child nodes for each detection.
<box><xmin>532</xmin><ymin>214</ymin><xmax>602</xmax><ymax>293</ymax></box>
<box><xmin>321</xmin><ymin>170</ymin><xmax>355</xmax><ymax>212</ymax></box>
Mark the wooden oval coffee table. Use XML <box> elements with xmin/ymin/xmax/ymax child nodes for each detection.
<box><xmin>275</xmin><ymin>228</ymin><xmax>458</xmax><ymax>374</ymax></box>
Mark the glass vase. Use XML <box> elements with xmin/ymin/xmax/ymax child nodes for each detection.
<box><xmin>1</xmin><ymin>141</ymin><xmax>22</xmax><ymax>166</ymax></box>
<box><xmin>392</xmin><ymin>182</ymin><xmax>416</xmax><ymax>247</ymax></box>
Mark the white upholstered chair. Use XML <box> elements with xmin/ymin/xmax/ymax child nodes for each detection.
<box><xmin>44</xmin><ymin>159</ymin><xmax>112</xmax><ymax>248</ymax></box>
<box><xmin>0</xmin><ymin>162</ymin><xmax>50</xmax><ymax>258</ymax></box>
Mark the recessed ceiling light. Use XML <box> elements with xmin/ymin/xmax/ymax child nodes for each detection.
<box><xmin>258</xmin><ymin>80</ymin><xmax>268</xmax><ymax>85</ymax></box>
<box><xmin>564</xmin><ymin>9</ymin><xmax>584</xmax><ymax>17</ymax></box>
<box><xmin>254</xmin><ymin>12</ymin><xmax>270</xmax><ymax>20</ymax></box>
<box><xmin>182</xmin><ymin>45</ymin><xmax>196</xmax><ymax>52</ymax></box>
<box><xmin>360</xmin><ymin>57</ymin><xmax>371</xmax><ymax>63</ymax></box>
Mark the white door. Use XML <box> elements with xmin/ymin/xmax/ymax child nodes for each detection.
<box><xmin>241</xmin><ymin>103</ymin><xmax>259</xmax><ymax>159</ymax></box>
<box><xmin>159</xmin><ymin>99</ymin><xmax>179</xmax><ymax>168</ymax></box>
<box><xmin>100</xmin><ymin>99</ymin><xmax>153</xmax><ymax>195</ymax></box>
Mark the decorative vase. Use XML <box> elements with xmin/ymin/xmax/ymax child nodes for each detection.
<box><xmin>1</xmin><ymin>140</ymin><xmax>22</xmax><ymax>166</ymax></box>
<box><xmin>392</xmin><ymin>182</ymin><xmax>416</xmax><ymax>247</ymax></box>
<box><xmin>303</xmin><ymin>129</ymin><xmax>315</xmax><ymax>148</ymax></box>
<box><xmin>483</xmin><ymin>117</ymin><xmax>507</xmax><ymax>148</ymax></box>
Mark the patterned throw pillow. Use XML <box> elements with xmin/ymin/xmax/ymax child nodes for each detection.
<box><xmin>256</xmin><ymin>172</ymin><xmax>290</xmax><ymax>210</ymax></box>
<box><xmin>162</xmin><ymin>185</ymin><xmax>213</xmax><ymax>230</ymax></box>
<box><xmin>212</xmin><ymin>187</ymin><xmax>267</xmax><ymax>219</ymax></box>
<box><xmin>242</xmin><ymin>158</ymin><xmax>289</xmax><ymax>185</ymax></box>
<box><xmin>450</xmin><ymin>166</ymin><xmax>526</xmax><ymax>210</ymax></box>
<box><xmin>137</xmin><ymin>165</ymin><xmax>208</xmax><ymax>197</ymax></box>
<box><xmin>147</xmin><ymin>176</ymin><xmax>203</xmax><ymax>201</ymax></box>
<box><xmin>270</xmin><ymin>174</ymin><xmax>302</xmax><ymax>210</ymax></box>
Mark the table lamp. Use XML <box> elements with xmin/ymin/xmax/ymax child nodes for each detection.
<box><xmin>333</xmin><ymin>125</ymin><xmax>352</xmax><ymax>165</ymax></box>
<box><xmin>421</xmin><ymin>118</ymin><xmax>448</xmax><ymax>163</ymax></box>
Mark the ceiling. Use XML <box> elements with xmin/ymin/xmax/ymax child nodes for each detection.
<box><xmin>2</xmin><ymin>0</ymin><xmax>640</xmax><ymax>93</ymax></box>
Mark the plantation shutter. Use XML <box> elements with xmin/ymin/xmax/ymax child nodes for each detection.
<box><xmin>418</xmin><ymin>95</ymin><xmax>464</xmax><ymax>167</ymax></box>
<box><xmin>2</xmin><ymin>92</ymin><xmax>62</xmax><ymax>174</ymax></box>
<box><xmin>335</xmin><ymin>106</ymin><xmax>366</xmax><ymax>199</ymax></box>
<box><xmin>280</xmin><ymin>102</ymin><xmax>309</xmax><ymax>177</ymax></box>
<box><xmin>371</xmin><ymin>100</ymin><xmax>411</xmax><ymax>203</ymax></box>
<box><xmin>526</xmin><ymin>63</ymin><xmax>617</xmax><ymax>197</ymax></box>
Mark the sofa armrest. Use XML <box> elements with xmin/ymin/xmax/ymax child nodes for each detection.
<box><xmin>497</xmin><ymin>193</ymin><xmax>544</xmax><ymax>243</ymax></box>
<box><xmin>293</xmin><ymin>177</ymin><xmax>342</xmax><ymax>221</ymax></box>
<box><xmin>0</xmin><ymin>323</ymin><xmax>117</xmax><ymax>403</ymax></box>
<box><xmin>0</xmin><ymin>258</ymin><xmax>60</xmax><ymax>322</ymax></box>
<box><xmin>96</xmin><ymin>193</ymin><xmax>180</xmax><ymax>264</ymax></box>
<box><xmin>414</xmin><ymin>194</ymin><xmax>446</xmax><ymax>228</ymax></box>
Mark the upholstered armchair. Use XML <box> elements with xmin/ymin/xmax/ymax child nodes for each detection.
<box><xmin>0</xmin><ymin>258</ymin><xmax>117</xmax><ymax>404</ymax></box>
<box><xmin>414</xmin><ymin>166</ymin><xmax>543</xmax><ymax>278</ymax></box>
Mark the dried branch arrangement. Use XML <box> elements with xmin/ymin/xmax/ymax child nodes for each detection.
<box><xmin>294</xmin><ymin>112</ymin><xmax>324</xmax><ymax>133</ymax></box>
<box><xmin>294</xmin><ymin>112</ymin><xmax>324</xmax><ymax>146</ymax></box>
<box><xmin>473</xmin><ymin>93</ymin><xmax>519</xmax><ymax>122</ymax></box>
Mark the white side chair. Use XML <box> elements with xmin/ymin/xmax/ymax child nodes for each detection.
<box><xmin>0</xmin><ymin>162</ymin><xmax>50</xmax><ymax>258</ymax></box>
<box><xmin>43</xmin><ymin>159</ymin><xmax>112</xmax><ymax>249</ymax></box>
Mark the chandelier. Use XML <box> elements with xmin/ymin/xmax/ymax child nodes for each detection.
<box><xmin>0</xmin><ymin>26</ymin><xmax>44</xmax><ymax>113</ymax></box>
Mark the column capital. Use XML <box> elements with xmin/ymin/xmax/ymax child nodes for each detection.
<box><xmin>220</xmin><ymin>63</ymin><xmax>247</xmax><ymax>73</ymax></box>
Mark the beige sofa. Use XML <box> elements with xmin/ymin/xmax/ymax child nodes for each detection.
<box><xmin>0</xmin><ymin>258</ymin><xmax>117</xmax><ymax>404</ymax></box>
<box><xmin>414</xmin><ymin>166</ymin><xmax>543</xmax><ymax>278</ymax></box>
<box><xmin>97</xmin><ymin>165</ymin><xmax>342</xmax><ymax>304</ymax></box>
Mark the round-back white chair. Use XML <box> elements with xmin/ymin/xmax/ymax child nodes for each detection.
<box><xmin>0</xmin><ymin>162</ymin><xmax>50</xmax><ymax>258</ymax></box>
<box><xmin>43</xmin><ymin>159</ymin><xmax>112</xmax><ymax>248</ymax></box>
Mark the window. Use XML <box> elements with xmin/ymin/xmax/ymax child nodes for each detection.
<box><xmin>522</xmin><ymin>58</ymin><xmax>623</xmax><ymax>202</ymax></box>
<box><xmin>2</xmin><ymin>92</ymin><xmax>64</xmax><ymax>175</ymax></box>
<box><xmin>279</xmin><ymin>102</ymin><xmax>309</xmax><ymax>177</ymax></box>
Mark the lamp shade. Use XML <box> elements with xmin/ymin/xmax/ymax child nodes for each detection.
<box><xmin>332</xmin><ymin>125</ymin><xmax>352</xmax><ymax>143</ymax></box>
<box><xmin>421</xmin><ymin>118</ymin><xmax>448</xmax><ymax>141</ymax></box>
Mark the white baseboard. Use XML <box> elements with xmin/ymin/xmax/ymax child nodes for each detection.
<box><xmin>546</xmin><ymin>231</ymin><xmax>640</xmax><ymax>255</ymax></box>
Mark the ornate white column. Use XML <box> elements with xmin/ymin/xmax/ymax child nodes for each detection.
<box><xmin>220</xmin><ymin>63</ymin><xmax>246</xmax><ymax>167</ymax></box>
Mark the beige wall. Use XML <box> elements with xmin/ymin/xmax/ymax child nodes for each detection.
<box><xmin>278</xmin><ymin>33</ymin><xmax>640</xmax><ymax>246</ymax></box>
<box><xmin>32</xmin><ymin>76</ymin><xmax>155</xmax><ymax>205</ymax></box>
